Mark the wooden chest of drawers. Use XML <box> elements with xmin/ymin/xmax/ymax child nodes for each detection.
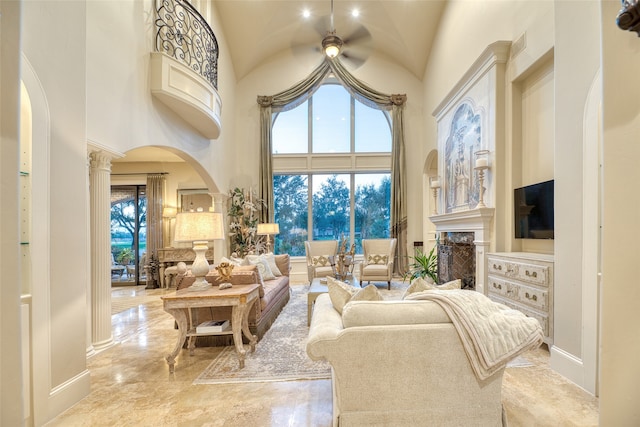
<box><xmin>487</xmin><ymin>252</ymin><xmax>554</xmax><ymax>344</ymax></box>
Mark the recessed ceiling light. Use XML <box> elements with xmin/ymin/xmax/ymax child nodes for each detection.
<box><xmin>351</xmin><ymin>9</ymin><xmax>360</xmax><ymax>18</ymax></box>
<box><xmin>302</xmin><ymin>9</ymin><xmax>311</xmax><ymax>19</ymax></box>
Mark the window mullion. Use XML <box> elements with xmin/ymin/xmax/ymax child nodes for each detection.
<box><xmin>308</xmin><ymin>174</ymin><xmax>313</xmax><ymax>241</ymax></box>
<box><xmin>308</xmin><ymin>95</ymin><xmax>313</xmax><ymax>154</ymax></box>
<box><xmin>350</xmin><ymin>173</ymin><xmax>355</xmax><ymax>246</ymax></box>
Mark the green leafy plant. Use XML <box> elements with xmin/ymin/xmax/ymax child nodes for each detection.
<box><xmin>404</xmin><ymin>246</ymin><xmax>438</xmax><ymax>284</ymax></box>
<box><xmin>116</xmin><ymin>248</ymin><xmax>134</xmax><ymax>266</ymax></box>
<box><xmin>227</xmin><ymin>187</ymin><xmax>264</xmax><ymax>257</ymax></box>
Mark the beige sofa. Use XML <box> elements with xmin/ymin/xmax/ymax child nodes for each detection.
<box><xmin>175</xmin><ymin>254</ymin><xmax>290</xmax><ymax>345</ymax></box>
<box><xmin>306</xmin><ymin>293</ymin><xmax>508</xmax><ymax>426</ymax></box>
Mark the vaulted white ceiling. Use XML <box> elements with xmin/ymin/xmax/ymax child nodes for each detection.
<box><xmin>212</xmin><ymin>0</ymin><xmax>446</xmax><ymax>80</ymax></box>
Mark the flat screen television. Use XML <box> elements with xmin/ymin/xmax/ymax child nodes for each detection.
<box><xmin>514</xmin><ymin>180</ymin><xmax>554</xmax><ymax>239</ymax></box>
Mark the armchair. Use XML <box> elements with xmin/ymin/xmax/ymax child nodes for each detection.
<box><xmin>111</xmin><ymin>253</ymin><xmax>125</xmax><ymax>279</ymax></box>
<box><xmin>305</xmin><ymin>240</ymin><xmax>338</xmax><ymax>282</ymax></box>
<box><xmin>359</xmin><ymin>238</ymin><xmax>397</xmax><ymax>289</ymax></box>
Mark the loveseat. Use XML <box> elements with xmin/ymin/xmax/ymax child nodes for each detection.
<box><xmin>307</xmin><ymin>286</ymin><xmax>543</xmax><ymax>426</ymax></box>
<box><xmin>175</xmin><ymin>253</ymin><xmax>290</xmax><ymax>346</ymax></box>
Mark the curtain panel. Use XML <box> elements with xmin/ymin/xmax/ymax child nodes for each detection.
<box><xmin>146</xmin><ymin>174</ymin><xmax>165</xmax><ymax>264</ymax></box>
<box><xmin>257</xmin><ymin>57</ymin><xmax>408</xmax><ymax>273</ymax></box>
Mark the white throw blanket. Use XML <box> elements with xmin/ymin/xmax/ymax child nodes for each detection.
<box><xmin>405</xmin><ymin>289</ymin><xmax>544</xmax><ymax>380</ymax></box>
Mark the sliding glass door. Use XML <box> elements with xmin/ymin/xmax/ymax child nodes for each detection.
<box><xmin>110</xmin><ymin>186</ymin><xmax>147</xmax><ymax>285</ymax></box>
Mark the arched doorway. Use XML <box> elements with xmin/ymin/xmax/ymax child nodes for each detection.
<box><xmin>110</xmin><ymin>146</ymin><xmax>222</xmax><ymax>288</ymax></box>
<box><xmin>423</xmin><ymin>149</ymin><xmax>439</xmax><ymax>248</ymax></box>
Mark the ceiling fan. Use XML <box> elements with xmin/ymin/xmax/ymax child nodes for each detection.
<box><xmin>292</xmin><ymin>0</ymin><xmax>373</xmax><ymax>68</ymax></box>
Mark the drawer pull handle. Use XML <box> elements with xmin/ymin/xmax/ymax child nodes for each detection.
<box><xmin>493</xmin><ymin>283</ymin><xmax>502</xmax><ymax>290</ymax></box>
<box><xmin>526</xmin><ymin>270</ymin><xmax>537</xmax><ymax>278</ymax></box>
<box><xmin>525</xmin><ymin>292</ymin><xmax>538</xmax><ymax>301</ymax></box>
<box><xmin>493</xmin><ymin>264</ymin><xmax>502</xmax><ymax>271</ymax></box>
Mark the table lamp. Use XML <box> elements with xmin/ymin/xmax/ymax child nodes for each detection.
<box><xmin>174</xmin><ymin>211</ymin><xmax>224</xmax><ymax>291</ymax></box>
<box><xmin>257</xmin><ymin>223</ymin><xmax>279</xmax><ymax>253</ymax></box>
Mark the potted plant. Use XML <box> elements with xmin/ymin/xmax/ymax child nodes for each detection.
<box><xmin>116</xmin><ymin>248</ymin><xmax>133</xmax><ymax>266</ymax></box>
<box><xmin>404</xmin><ymin>246</ymin><xmax>438</xmax><ymax>284</ymax></box>
<box><xmin>227</xmin><ymin>187</ymin><xmax>264</xmax><ymax>257</ymax></box>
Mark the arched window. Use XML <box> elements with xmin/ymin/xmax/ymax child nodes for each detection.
<box><xmin>272</xmin><ymin>81</ymin><xmax>392</xmax><ymax>256</ymax></box>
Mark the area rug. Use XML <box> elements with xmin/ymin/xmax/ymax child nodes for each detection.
<box><xmin>194</xmin><ymin>284</ymin><xmax>332</xmax><ymax>384</ymax></box>
<box><xmin>194</xmin><ymin>281</ymin><xmax>410</xmax><ymax>384</ymax></box>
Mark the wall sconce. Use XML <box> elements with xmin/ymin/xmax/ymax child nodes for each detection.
<box><xmin>174</xmin><ymin>211</ymin><xmax>225</xmax><ymax>291</ymax></box>
<box><xmin>429</xmin><ymin>176</ymin><xmax>441</xmax><ymax>215</ymax></box>
<box><xmin>257</xmin><ymin>223</ymin><xmax>279</xmax><ymax>253</ymax></box>
<box><xmin>474</xmin><ymin>150</ymin><xmax>491</xmax><ymax>208</ymax></box>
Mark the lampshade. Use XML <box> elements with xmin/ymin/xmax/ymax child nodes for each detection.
<box><xmin>163</xmin><ymin>207</ymin><xmax>177</xmax><ymax>218</ymax></box>
<box><xmin>173</xmin><ymin>211</ymin><xmax>224</xmax><ymax>291</ymax></box>
<box><xmin>174</xmin><ymin>211</ymin><xmax>224</xmax><ymax>243</ymax></box>
<box><xmin>257</xmin><ymin>223</ymin><xmax>280</xmax><ymax>235</ymax></box>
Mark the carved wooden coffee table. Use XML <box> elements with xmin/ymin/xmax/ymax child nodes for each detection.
<box><xmin>161</xmin><ymin>283</ymin><xmax>260</xmax><ymax>373</ymax></box>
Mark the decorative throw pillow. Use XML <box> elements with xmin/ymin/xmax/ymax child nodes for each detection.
<box><xmin>229</xmin><ymin>255</ymin><xmax>249</xmax><ymax>266</ymax></box>
<box><xmin>261</xmin><ymin>252</ymin><xmax>282</xmax><ymax>276</ymax></box>
<box><xmin>327</xmin><ymin>277</ymin><xmax>358</xmax><ymax>314</ymax></box>
<box><xmin>311</xmin><ymin>255</ymin><xmax>332</xmax><ymax>267</ymax></box>
<box><xmin>246</xmin><ymin>255</ymin><xmax>276</xmax><ymax>281</ymax></box>
<box><xmin>349</xmin><ymin>284</ymin><xmax>383</xmax><ymax>303</ymax></box>
<box><xmin>402</xmin><ymin>277</ymin><xmax>462</xmax><ymax>299</ymax></box>
<box><xmin>367</xmin><ymin>254</ymin><xmax>388</xmax><ymax>265</ymax></box>
<box><xmin>327</xmin><ymin>279</ymin><xmax>383</xmax><ymax>314</ymax></box>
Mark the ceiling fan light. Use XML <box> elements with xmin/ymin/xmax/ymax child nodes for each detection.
<box><xmin>325</xmin><ymin>44</ymin><xmax>340</xmax><ymax>58</ymax></box>
<box><xmin>322</xmin><ymin>34</ymin><xmax>343</xmax><ymax>58</ymax></box>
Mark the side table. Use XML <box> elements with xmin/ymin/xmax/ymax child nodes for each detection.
<box><xmin>161</xmin><ymin>283</ymin><xmax>260</xmax><ymax>373</ymax></box>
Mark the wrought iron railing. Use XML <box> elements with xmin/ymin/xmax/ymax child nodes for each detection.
<box><xmin>155</xmin><ymin>0</ymin><xmax>219</xmax><ymax>89</ymax></box>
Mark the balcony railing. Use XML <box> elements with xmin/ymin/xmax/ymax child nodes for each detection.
<box><xmin>155</xmin><ymin>0</ymin><xmax>219</xmax><ymax>89</ymax></box>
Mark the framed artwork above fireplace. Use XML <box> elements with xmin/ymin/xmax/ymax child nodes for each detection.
<box><xmin>433</xmin><ymin>41</ymin><xmax>511</xmax><ymax>215</ymax></box>
<box><xmin>443</xmin><ymin>102</ymin><xmax>483</xmax><ymax>213</ymax></box>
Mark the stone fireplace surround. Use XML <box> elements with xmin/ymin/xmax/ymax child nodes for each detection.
<box><xmin>429</xmin><ymin>207</ymin><xmax>494</xmax><ymax>294</ymax></box>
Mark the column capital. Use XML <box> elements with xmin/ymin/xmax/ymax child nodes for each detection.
<box><xmin>89</xmin><ymin>151</ymin><xmax>113</xmax><ymax>172</ymax></box>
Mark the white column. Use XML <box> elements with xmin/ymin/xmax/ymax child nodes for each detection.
<box><xmin>89</xmin><ymin>151</ymin><xmax>114</xmax><ymax>351</ymax></box>
<box><xmin>85</xmin><ymin>152</ymin><xmax>95</xmax><ymax>357</ymax></box>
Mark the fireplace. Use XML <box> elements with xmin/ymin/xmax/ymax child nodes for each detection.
<box><xmin>438</xmin><ymin>232</ymin><xmax>476</xmax><ymax>290</ymax></box>
<box><xmin>429</xmin><ymin>208</ymin><xmax>494</xmax><ymax>294</ymax></box>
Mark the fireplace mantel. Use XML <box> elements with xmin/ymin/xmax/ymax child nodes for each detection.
<box><xmin>429</xmin><ymin>207</ymin><xmax>494</xmax><ymax>233</ymax></box>
<box><xmin>429</xmin><ymin>208</ymin><xmax>494</xmax><ymax>294</ymax></box>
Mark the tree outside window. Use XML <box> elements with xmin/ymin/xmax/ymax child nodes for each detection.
<box><xmin>272</xmin><ymin>81</ymin><xmax>392</xmax><ymax>254</ymax></box>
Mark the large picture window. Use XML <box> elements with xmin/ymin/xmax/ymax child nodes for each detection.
<box><xmin>272</xmin><ymin>82</ymin><xmax>392</xmax><ymax>256</ymax></box>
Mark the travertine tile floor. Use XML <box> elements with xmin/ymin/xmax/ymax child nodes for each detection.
<box><xmin>46</xmin><ymin>284</ymin><xmax>599</xmax><ymax>427</ymax></box>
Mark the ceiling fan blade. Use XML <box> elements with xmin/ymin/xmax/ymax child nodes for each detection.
<box><xmin>342</xmin><ymin>25</ymin><xmax>372</xmax><ymax>46</ymax></box>
<box><xmin>291</xmin><ymin>40</ymin><xmax>322</xmax><ymax>63</ymax></box>
<box><xmin>313</xmin><ymin>15</ymin><xmax>332</xmax><ymax>37</ymax></box>
<box><xmin>340</xmin><ymin>51</ymin><xmax>366</xmax><ymax>69</ymax></box>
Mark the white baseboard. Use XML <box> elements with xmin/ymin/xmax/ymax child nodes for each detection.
<box><xmin>549</xmin><ymin>345</ymin><xmax>590</xmax><ymax>392</ymax></box>
<box><xmin>46</xmin><ymin>369</ymin><xmax>91</xmax><ymax>422</ymax></box>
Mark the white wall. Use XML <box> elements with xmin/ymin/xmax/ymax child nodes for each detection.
<box><xmin>1</xmin><ymin>1</ymin><xmax>25</xmax><ymax>424</ymax></box>
<box><xmin>600</xmin><ymin>0</ymin><xmax>640</xmax><ymax>423</ymax></box>
<box><xmin>18</xmin><ymin>0</ymin><xmax>239</xmax><ymax>423</ymax></box>
<box><xmin>551</xmin><ymin>0</ymin><xmax>600</xmax><ymax>385</ymax></box>
<box><xmin>21</xmin><ymin>1</ymin><xmax>92</xmax><ymax>424</ymax></box>
<box><xmin>86</xmin><ymin>0</ymin><xmax>237</xmax><ymax>194</ymax></box>
<box><xmin>421</xmin><ymin>0</ymin><xmax>599</xmax><ymax>392</ymax></box>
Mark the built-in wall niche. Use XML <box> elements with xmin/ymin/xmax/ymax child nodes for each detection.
<box><xmin>511</xmin><ymin>54</ymin><xmax>555</xmax><ymax>254</ymax></box>
<box><xmin>20</xmin><ymin>82</ymin><xmax>32</xmax><ymax>295</ymax></box>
